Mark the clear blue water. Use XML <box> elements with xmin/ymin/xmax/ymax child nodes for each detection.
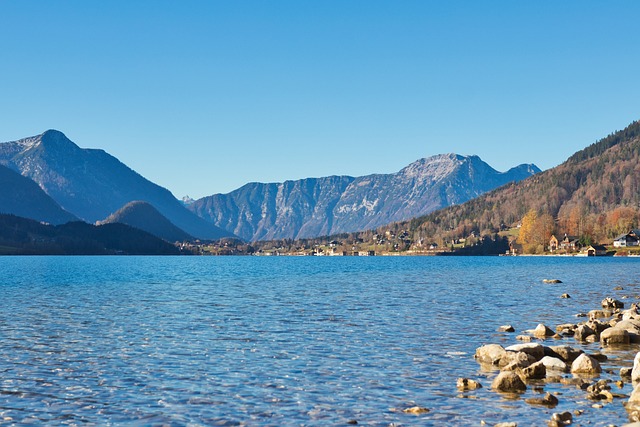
<box><xmin>0</xmin><ymin>256</ymin><xmax>638</xmax><ymax>426</ymax></box>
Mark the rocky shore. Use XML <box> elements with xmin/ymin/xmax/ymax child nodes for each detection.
<box><xmin>460</xmin><ymin>285</ymin><xmax>640</xmax><ymax>427</ymax></box>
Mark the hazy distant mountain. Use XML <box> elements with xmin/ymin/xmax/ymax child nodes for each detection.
<box><xmin>0</xmin><ymin>130</ymin><xmax>232</xmax><ymax>240</ymax></box>
<box><xmin>189</xmin><ymin>154</ymin><xmax>540</xmax><ymax>241</ymax></box>
<box><xmin>0</xmin><ymin>214</ymin><xmax>181</xmax><ymax>255</ymax></box>
<box><xmin>99</xmin><ymin>201</ymin><xmax>193</xmax><ymax>242</ymax></box>
<box><xmin>0</xmin><ymin>163</ymin><xmax>77</xmax><ymax>224</ymax></box>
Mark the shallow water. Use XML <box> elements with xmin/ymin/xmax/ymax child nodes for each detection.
<box><xmin>0</xmin><ymin>256</ymin><xmax>638</xmax><ymax>426</ymax></box>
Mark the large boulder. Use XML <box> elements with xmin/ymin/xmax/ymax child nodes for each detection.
<box><xmin>571</xmin><ymin>353</ymin><xmax>602</xmax><ymax>375</ymax></box>
<box><xmin>491</xmin><ymin>371</ymin><xmax>526</xmax><ymax>393</ymax></box>
<box><xmin>574</xmin><ymin>324</ymin><xmax>595</xmax><ymax>342</ymax></box>
<box><xmin>627</xmin><ymin>383</ymin><xmax>640</xmax><ymax>422</ymax></box>
<box><xmin>533</xmin><ymin>323</ymin><xmax>555</xmax><ymax>338</ymax></box>
<box><xmin>475</xmin><ymin>344</ymin><xmax>506</xmax><ymax>365</ymax></box>
<box><xmin>632</xmin><ymin>352</ymin><xmax>640</xmax><ymax>383</ymax></box>
<box><xmin>602</xmin><ymin>297</ymin><xmax>624</xmax><ymax>309</ymax></box>
<box><xmin>548</xmin><ymin>345</ymin><xmax>583</xmax><ymax>364</ymax></box>
<box><xmin>500</xmin><ymin>351</ymin><xmax>536</xmax><ymax>371</ymax></box>
<box><xmin>505</xmin><ymin>343</ymin><xmax>545</xmax><ymax>361</ymax></box>
<box><xmin>601</xmin><ymin>327</ymin><xmax>630</xmax><ymax>345</ymax></box>
<box><xmin>540</xmin><ymin>356</ymin><xmax>569</xmax><ymax>372</ymax></box>
<box><xmin>520</xmin><ymin>360</ymin><xmax>546</xmax><ymax>380</ymax></box>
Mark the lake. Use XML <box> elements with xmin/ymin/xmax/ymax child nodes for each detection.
<box><xmin>0</xmin><ymin>256</ymin><xmax>638</xmax><ymax>426</ymax></box>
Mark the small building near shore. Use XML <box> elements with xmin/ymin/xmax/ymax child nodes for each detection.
<box><xmin>586</xmin><ymin>245</ymin><xmax>607</xmax><ymax>256</ymax></box>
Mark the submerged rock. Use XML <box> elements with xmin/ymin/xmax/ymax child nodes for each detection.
<box><xmin>543</xmin><ymin>279</ymin><xmax>563</xmax><ymax>284</ymax></box>
<box><xmin>525</xmin><ymin>392</ymin><xmax>558</xmax><ymax>407</ymax></box>
<box><xmin>403</xmin><ymin>406</ymin><xmax>430</xmax><ymax>414</ymax></box>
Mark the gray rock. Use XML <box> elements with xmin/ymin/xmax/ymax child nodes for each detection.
<box><xmin>543</xmin><ymin>279</ymin><xmax>562</xmax><ymax>284</ymax></box>
<box><xmin>498</xmin><ymin>325</ymin><xmax>515</xmax><ymax>332</ymax></box>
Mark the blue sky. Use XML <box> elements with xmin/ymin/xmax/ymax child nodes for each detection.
<box><xmin>2</xmin><ymin>1</ymin><xmax>639</xmax><ymax>199</ymax></box>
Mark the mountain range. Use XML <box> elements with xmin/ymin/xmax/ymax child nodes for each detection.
<box><xmin>343</xmin><ymin>119</ymin><xmax>640</xmax><ymax>251</ymax></box>
<box><xmin>0</xmin><ymin>163</ymin><xmax>78</xmax><ymax>224</ymax></box>
<box><xmin>188</xmin><ymin>154</ymin><xmax>540</xmax><ymax>241</ymax></box>
<box><xmin>0</xmin><ymin>130</ymin><xmax>231</xmax><ymax>240</ymax></box>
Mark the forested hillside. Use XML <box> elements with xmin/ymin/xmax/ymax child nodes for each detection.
<box><xmin>393</xmin><ymin>120</ymin><xmax>640</xmax><ymax>250</ymax></box>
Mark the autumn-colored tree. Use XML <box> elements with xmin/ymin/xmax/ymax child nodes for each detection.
<box><xmin>517</xmin><ymin>209</ymin><xmax>538</xmax><ymax>251</ymax></box>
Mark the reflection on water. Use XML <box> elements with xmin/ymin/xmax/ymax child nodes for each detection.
<box><xmin>0</xmin><ymin>256</ymin><xmax>638</xmax><ymax>425</ymax></box>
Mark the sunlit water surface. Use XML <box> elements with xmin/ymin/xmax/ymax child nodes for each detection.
<box><xmin>0</xmin><ymin>256</ymin><xmax>638</xmax><ymax>426</ymax></box>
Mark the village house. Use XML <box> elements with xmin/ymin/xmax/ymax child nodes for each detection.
<box><xmin>613</xmin><ymin>232</ymin><xmax>639</xmax><ymax>247</ymax></box>
<box><xmin>559</xmin><ymin>234</ymin><xmax>580</xmax><ymax>252</ymax></box>
<box><xmin>586</xmin><ymin>245</ymin><xmax>607</xmax><ymax>256</ymax></box>
<box><xmin>549</xmin><ymin>235</ymin><xmax>559</xmax><ymax>252</ymax></box>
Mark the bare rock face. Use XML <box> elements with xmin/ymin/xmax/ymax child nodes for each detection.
<box><xmin>188</xmin><ymin>153</ymin><xmax>540</xmax><ymax>241</ymax></box>
<box><xmin>491</xmin><ymin>371</ymin><xmax>527</xmax><ymax>393</ymax></box>
<box><xmin>570</xmin><ymin>353</ymin><xmax>602</xmax><ymax>375</ymax></box>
